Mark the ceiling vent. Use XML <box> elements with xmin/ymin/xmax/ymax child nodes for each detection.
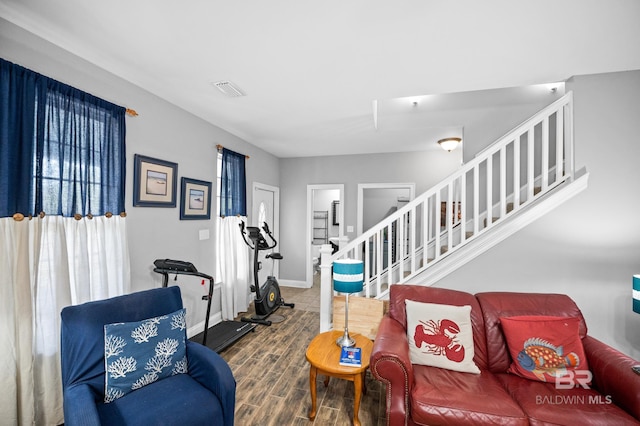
<box><xmin>212</xmin><ymin>80</ymin><xmax>246</xmax><ymax>97</ymax></box>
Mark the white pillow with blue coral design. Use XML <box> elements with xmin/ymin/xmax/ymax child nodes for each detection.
<box><xmin>103</xmin><ymin>308</ymin><xmax>188</xmax><ymax>403</ymax></box>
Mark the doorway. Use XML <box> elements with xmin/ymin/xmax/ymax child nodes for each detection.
<box><xmin>306</xmin><ymin>184</ymin><xmax>344</xmax><ymax>287</ymax></box>
<box><xmin>357</xmin><ymin>183</ymin><xmax>416</xmax><ymax>235</ymax></box>
<box><xmin>253</xmin><ymin>182</ymin><xmax>280</xmax><ymax>285</ymax></box>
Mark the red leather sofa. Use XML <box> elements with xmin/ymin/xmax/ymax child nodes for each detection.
<box><xmin>370</xmin><ymin>285</ymin><xmax>640</xmax><ymax>425</ymax></box>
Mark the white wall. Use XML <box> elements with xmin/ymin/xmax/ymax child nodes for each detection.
<box><xmin>0</xmin><ymin>19</ymin><xmax>280</xmax><ymax>331</ymax></box>
<box><xmin>436</xmin><ymin>70</ymin><xmax>640</xmax><ymax>358</ymax></box>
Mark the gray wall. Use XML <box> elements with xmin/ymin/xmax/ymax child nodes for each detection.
<box><xmin>462</xmin><ymin>91</ymin><xmax>564</xmax><ymax>162</ymax></box>
<box><xmin>363</xmin><ymin>187</ymin><xmax>412</xmax><ymax>231</ymax></box>
<box><xmin>436</xmin><ymin>70</ymin><xmax>640</xmax><ymax>359</ymax></box>
<box><xmin>0</xmin><ymin>19</ymin><xmax>280</xmax><ymax>331</ymax></box>
<box><xmin>278</xmin><ymin>150</ymin><xmax>462</xmax><ymax>282</ymax></box>
<box><xmin>276</xmin><ymin>90</ymin><xmax>566</xmax><ymax>284</ymax></box>
<box><xmin>4</xmin><ymin>17</ymin><xmax>639</xmax><ymax>358</ymax></box>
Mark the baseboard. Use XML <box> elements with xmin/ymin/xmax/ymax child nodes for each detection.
<box><xmin>187</xmin><ymin>312</ymin><xmax>222</xmax><ymax>339</ymax></box>
<box><xmin>279</xmin><ymin>279</ymin><xmax>310</xmax><ymax>289</ymax></box>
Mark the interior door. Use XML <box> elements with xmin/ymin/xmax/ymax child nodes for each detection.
<box><xmin>253</xmin><ymin>183</ymin><xmax>280</xmax><ymax>285</ymax></box>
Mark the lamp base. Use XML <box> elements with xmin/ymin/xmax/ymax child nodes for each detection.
<box><xmin>336</xmin><ymin>329</ymin><xmax>356</xmax><ymax>348</ymax></box>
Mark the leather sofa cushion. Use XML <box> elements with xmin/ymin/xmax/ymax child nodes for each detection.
<box><xmin>496</xmin><ymin>373</ymin><xmax>640</xmax><ymax>425</ymax></box>
<box><xmin>389</xmin><ymin>285</ymin><xmax>489</xmax><ymax>369</ymax></box>
<box><xmin>411</xmin><ymin>366</ymin><xmax>528</xmax><ymax>426</ymax></box>
<box><xmin>476</xmin><ymin>292</ymin><xmax>587</xmax><ymax>373</ymax></box>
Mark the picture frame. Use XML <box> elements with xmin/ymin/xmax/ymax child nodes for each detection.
<box><xmin>133</xmin><ymin>154</ymin><xmax>178</xmax><ymax>207</ymax></box>
<box><xmin>332</xmin><ymin>200</ymin><xmax>340</xmax><ymax>225</ymax></box>
<box><xmin>180</xmin><ymin>177</ymin><xmax>212</xmax><ymax>220</ymax></box>
<box><xmin>440</xmin><ymin>201</ymin><xmax>462</xmax><ymax>226</ymax></box>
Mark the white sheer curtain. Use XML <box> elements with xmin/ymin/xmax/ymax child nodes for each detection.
<box><xmin>215</xmin><ymin>216</ymin><xmax>250</xmax><ymax>320</ymax></box>
<box><xmin>0</xmin><ymin>215</ymin><xmax>130</xmax><ymax>425</ymax></box>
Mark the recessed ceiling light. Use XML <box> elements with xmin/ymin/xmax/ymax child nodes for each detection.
<box><xmin>211</xmin><ymin>81</ymin><xmax>246</xmax><ymax>97</ymax></box>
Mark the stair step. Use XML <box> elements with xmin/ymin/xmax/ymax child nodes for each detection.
<box><xmin>483</xmin><ymin>186</ymin><xmax>543</xmax><ymax>226</ymax></box>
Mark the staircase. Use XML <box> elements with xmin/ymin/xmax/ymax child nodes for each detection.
<box><xmin>318</xmin><ymin>91</ymin><xmax>590</xmax><ymax>332</ymax></box>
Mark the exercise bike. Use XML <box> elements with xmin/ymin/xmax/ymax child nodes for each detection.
<box><xmin>239</xmin><ymin>221</ymin><xmax>294</xmax><ymax>325</ymax></box>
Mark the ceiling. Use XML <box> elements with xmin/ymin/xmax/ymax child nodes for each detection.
<box><xmin>1</xmin><ymin>0</ymin><xmax>639</xmax><ymax>158</ymax></box>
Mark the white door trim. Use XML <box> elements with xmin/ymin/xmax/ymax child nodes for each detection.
<box><xmin>306</xmin><ymin>184</ymin><xmax>344</xmax><ymax>288</ymax></box>
<box><xmin>357</xmin><ymin>182</ymin><xmax>416</xmax><ymax>235</ymax></box>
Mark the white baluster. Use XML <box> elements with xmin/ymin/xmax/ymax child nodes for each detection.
<box><xmin>527</xmin><ymin>129</ymin><xmax>535</xmax><ymax>201</ymax></box>
<box><xmin>500</xmin><ymin>145</ymin><xmax>506</xmax><ymax>217</ymax></box>
<box><xmin>514</xmin><ymin>138</ymin><xmax>520</xmax><ymax>209</ymax></box>
<box><xmin>486</xmin><ymin>154</ymin><xmax>493</xmax><ymax>228</ymax></box>
<box><xmin>542</xmin><ymin>116</ymin><xmax>549</xmax><ymax>190</ymax></box>
<box><xmin>473</xmin><ymin>165</ymin><xmax>479</xmax><ymax>235</ymax></box>
<box><xmin>319</xmin><ymin>244</ymin><xmax>333</xmax><ymax>333</ymax></box>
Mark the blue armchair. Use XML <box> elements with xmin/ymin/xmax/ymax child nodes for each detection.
<box><xmin>61</xmin><ymin>286</ymin><xmax>235</xmax><ymax>426</ymax></box>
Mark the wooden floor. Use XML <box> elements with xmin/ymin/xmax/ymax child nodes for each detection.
<box><xmin>218</xmin><ymin>297</ymin><xmax>386</xmax><ymax>426</ymax></box>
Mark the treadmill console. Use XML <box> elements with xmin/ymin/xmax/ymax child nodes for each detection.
<box><xmin>153</xmin><ymin>258</ymin><xmax>198</xmax><ymax>273</ymax></box>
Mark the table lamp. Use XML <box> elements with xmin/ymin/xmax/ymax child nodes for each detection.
<box><xmin>634</xmin><ymin>275</ymin><xmax>640</xmax><ymax>314</ymax></box>
<box><xmin>633</xmin><ymin>276</ymin><xmax>640</xmax><ymax>375</ymax></box>
<box><xmin>333</xmin><ymin>259</ymin><xmax>364</xmax><ymax>347</ymax></box>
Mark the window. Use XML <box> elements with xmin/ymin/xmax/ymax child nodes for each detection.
<box><xmin>218</xmin><ymin>147</ymin><xmax>246</xmax><ymax>217</ymax></box>
<box><xmin>1</xmin><ymin>58</ymin><xmax>129</xmax><ymax>425</ymax></box>
<box><xmin>1</xmin><ymin>58</ymin><xmax>126</xmax><ymax>218</ymax></box>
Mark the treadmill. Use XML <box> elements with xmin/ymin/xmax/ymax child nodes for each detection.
<box><xmin>153</xmin><ymin>259</ymin><xmax>256</xmax><ymax>352</ymax></box>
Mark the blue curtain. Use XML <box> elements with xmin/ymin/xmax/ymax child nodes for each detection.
<box><xmin>0</xmin><ymin>58</ymin><xmax>45</xmax><ymax>216</ymax></box>
<box><xmin>0</xmin><ymin>58</ymin><xmax>126</xmax><ymax>218</ymax></box>
<box><xmin>220</xmin><ymin>148</ymin><xmax>246</xmax><ymax>216</ymax></box>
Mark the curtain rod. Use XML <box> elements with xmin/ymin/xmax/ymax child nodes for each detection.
<box><xmin>126</xmin><ymin>108</ymin><xmax>138</xmax><ymax>117</ymax></box>
<box><xmin>216</xmin><ymin>144</ymin><xmax>250</xmax><ymax>159</ymax></box>
<box><xmin>11</xmin><ymin>212</ymin><xmax>127</xmax><ymax>221</ymax></box>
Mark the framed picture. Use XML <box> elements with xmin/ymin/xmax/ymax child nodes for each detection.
<box><xmin>440</xmin><ymin>201</ymin><xmax>462</xmax><ymax>226</ymax></box>
<box><xmin>133</xmin><ymin>154</ymin><xmax>178</xmax><ymax>207</ymax></box>
<box><xmin>180</xmin><ymin>177</ymin><xmax>212</xmax><ymax>220</ymax></box>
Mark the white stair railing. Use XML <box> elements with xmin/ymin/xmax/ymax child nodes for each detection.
<box><xmin>319</xmin><ymin>92</ymin><xmax>575</xmax><ymax>332</ymax></box>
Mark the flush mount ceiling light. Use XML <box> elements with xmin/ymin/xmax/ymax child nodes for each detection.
<box><xmin>438</xmin><ymin>137</ymin><xmax>462</xmax><ymax>152</ymax></box>
<box><xmin>211</xmin><ymin>80</ymin><xmax>246</xmax><ymax>97</ymax></box>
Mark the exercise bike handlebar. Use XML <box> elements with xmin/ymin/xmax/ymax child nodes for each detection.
<box><xmin>260</xmin><ymin>223</ymin><xmax>278</xmax><ymax>248</ymax></box>
<box><xmin>239</xmin><ymin>221</ymin><xmax>253</xmax><ymax>248</ymax></box>
<box><xmin>239</xmin><ymin>221</ymin><xmax>278</xmax><ymax>251</ymax></box>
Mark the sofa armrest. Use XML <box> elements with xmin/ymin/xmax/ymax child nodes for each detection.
<box><xmin>370</xmin><ymin>315</ymin><xmax>414</xmax><ymax>426</ymax></box>
<box><xmin>63</xmin><ymin>383</ymin><xmax>101</xmax><ymax>426</ymax></box>
<box><xmin>582</xmin><ymin>335</ymin><xmax>640</xmax><ymax>421</ymax></box>
<box><xmin>186</xmin><ymin>341</ymin><xmax>236</xmax><ymax>426</ymax></box>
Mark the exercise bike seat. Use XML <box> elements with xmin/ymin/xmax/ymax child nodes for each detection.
<box><xmin>266</xmin><ymin>253</ymin><xmax>283</xmax><ymax>260</ymax></box>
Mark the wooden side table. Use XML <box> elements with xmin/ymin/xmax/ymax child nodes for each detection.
<box><xmin>305</xmin><ymin>330</ymin><xmax>374</xmax><ymax>426</ymax></box>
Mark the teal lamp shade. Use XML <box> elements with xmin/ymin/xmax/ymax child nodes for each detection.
<box><xmin>333</xmin><ymin>259</ymin><xmax>364</xmax><ymax>294</ymax></box>
<box><xmin>333</xmin><ymin>259</ymin><xmax>364</xmax><ymax>347</ymax></box>
<box><xmin>634</xmin><ymin>275</ymin><xmax>640</xmax><ymax>314</ymax></box>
